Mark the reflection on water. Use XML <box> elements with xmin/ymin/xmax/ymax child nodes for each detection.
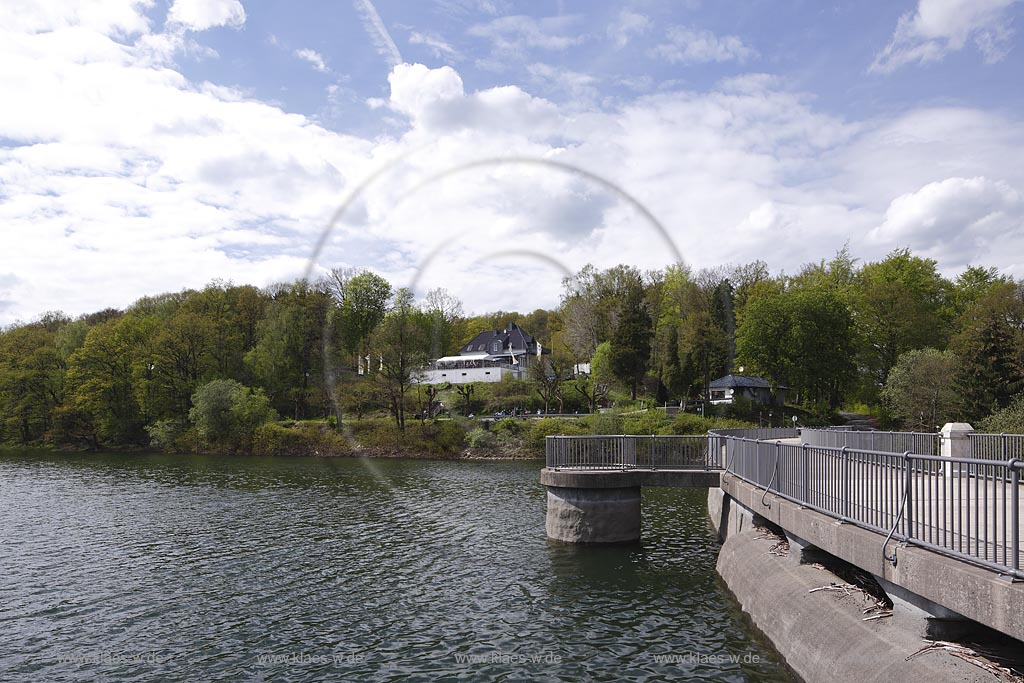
<box><xmin>0</xmin><ymin>453</ymin><xmax>792</xmax><ymax>682</ymax></box>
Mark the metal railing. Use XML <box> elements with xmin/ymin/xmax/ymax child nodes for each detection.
<box><xmin>968</xmin><ymin>433</ymin><xmax>1024</xmax><ymax>461</ymax></box>
<box><xmin>718</xmin><ymin>432</ymin><xmax>1023</xmax><ymax>580</ymax></box>
<box><xmin>800</xmin><ymin>428</ymin><xmax>940</xmax><ymax>456</ymax></box>
<box><xmin>545</xmin><ymin>435</ymin><xmax>721</xmax><ymax>470</ymax></box>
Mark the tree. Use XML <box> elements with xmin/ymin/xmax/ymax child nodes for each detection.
<box><xmin>66</xmin><ymin>315</ymin><xmax>153</xmax><ymax>445</ymax></box>
<box><xmin>372</xmin><ymin>288</ymin><xmax>430</xmax><ymax>430</ymax></box>
<box><xmin>423</xmin><ymin>287</ymin><xmax>465</xmax><ymax>358</ymax></box>
<box><xmin>882</xmin><ymin>349</ymin><xmax>960</xmax><ymax>431</ymax></box>
<box><xmin>331</xmin><ymin>269</ymin><xmax>392</xmax><ymax>370</ymax></box>
<box><xmin>574</xmin><ymin>342</ymin><xmax>614</xmax><ymax>413</ymax></box>
<box><xmin>0</xmin><ymin>325</ymin><xmax>62</xmax><ymax>443</ymax></box>
<box><xmin>188</xmin><ymin>379</ymin><xmax>276</xmax><ymax>452</ymax></box>
<box><xmin>852</xmin><ymin>249</ymin><xmax>949</xmax><ymax>386</ymax></box>
<box><xmin>950</xmin><ymin>280</ymin><xmax>1024</xmax><ymax>420</ymax></box>
<box><xmin>609</xmin><ymin>278</ymin><xmax>652</xmax><ymax>399</ymax></box>
<box><xmin>736</xmin><ymin>286</ymin><xmax>855</xmax><ymax>408</ymax></box>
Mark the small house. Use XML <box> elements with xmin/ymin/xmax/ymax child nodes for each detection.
<box><xmin>709</xmin><ymin>374</ymin><xmax>785</xmax><ymax>406</ymax></box>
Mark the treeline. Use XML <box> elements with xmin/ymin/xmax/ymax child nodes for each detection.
<box><xmin>559</xmin><ymin>247</ymin><xmax>1022</xmax><ymax>431</ymax></box>
<box><xmin>2</xmin><ymin>247</ymin><xmax>1023</xmax><ymax>451</ymax></box>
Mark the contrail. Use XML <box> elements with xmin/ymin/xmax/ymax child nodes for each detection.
<box><xmin>353</xmin><ymin>0</ymin><xmax>403</xmax><ymax>67</ymax></box>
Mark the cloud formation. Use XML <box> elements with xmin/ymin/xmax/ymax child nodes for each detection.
<box><xmin>167</xmin><ymin>0</ymin><xmax>246</xmax><ymax>32</ymax></box>
<box><xmin>871</xmin><ymin>0</ymin><xmax>1018</xmax><ymax>73</ymax></box>
<box><xmin>2</xmin><ymin>5</ymin><xmax>1024</xmax><ymax>325</ymax></box>
<box><xmin>651</xmin><ymin>25</ymin><xmax>757</xmax><ymax>65</ymax></box>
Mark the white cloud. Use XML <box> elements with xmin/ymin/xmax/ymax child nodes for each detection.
<box><xmin>167</xmin><ymin>0</ymin><xmax>246</xmax><ymax>32</ymax></box>
<box><xmin>608</xmin><ymin>10</ymin><xmax>651</xmax><ymax>49</ymax></box>
<box><xmin>868</xmin><ymin>177</ymin><xmax>1023</xmax><ymax>264</ymax></box>
<box><xmin>353</xmin><ymin>0</ymin><xmax>403</xmax><ymax>67</ymax></box>
<box><xmin>295</xmin><ymin>47</ymin><xmax>328</xmax><ymax>73</ymax></box>
<box><xmin>871</xmin><ymin>0</ymin><xmax>1018</xmax><ymax>73</ymax></box>
<box><xmin>468</xmin><ymin>15</ymin><xmax>585</xmax><ymax>54</ymax></box>
<box><xmin>4</xmin><ymin>6</ymin><xmax>1024</xmax><ymax>324</ymax></box>
<box><xmin>409</xmin><ymin>31</ymin><xmax>462</xmax><ymax>61</ymax></box>
<box><xmin>0</xmin><ymin>0</ymin><xmax>152</xmax><ymax>35</ymax></box>
<box><xmin>651</xmin><ymin>25</ymin><xmax>757</xmax><ymax>65</ymax></box>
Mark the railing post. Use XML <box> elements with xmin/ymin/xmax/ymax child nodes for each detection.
<box><xmin>801</xmin><ymin>442</ymin><xmax>809</xmax><ymax>505</ymax></box>
<box><xmin>1012</xmin><ymin>464</ymin><xmax>1020</xmax><ymax>574</ymax></box>
<box><xmin>842</xmin><ymin>446</ymin><xmax>850</xmax><ymax>520</ymax></box>
<box><xmin>904</xmin><ymin>452</ymin><xmax>914</xmax><ymax>540</ymax></box>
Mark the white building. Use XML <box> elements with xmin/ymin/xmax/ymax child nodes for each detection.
<box><xmin>419</xmin><ymin>322</ymin><xmax>546</xmax><ymax>385</ymax></box>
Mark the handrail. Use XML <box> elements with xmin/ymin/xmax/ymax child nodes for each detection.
<box><xmin>881</xmin><ymin>451</ymin><xmax>912</xmax><ymax>567</ymax></box>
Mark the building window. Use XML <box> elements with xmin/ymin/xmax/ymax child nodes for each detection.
<box><xmin>462</xmin><ymin>372</ymin><xmax>467</xmax><ymax>376</ymax></box>
<box><xmin>485</xmin><ymin>371</ymin><xmax>490</xmax><ymax>375</ymax></box>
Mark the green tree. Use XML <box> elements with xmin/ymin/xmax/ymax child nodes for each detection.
<box><xmin>188</xmin><ymin>379</ymin><xmax>276</xmax><ymax>452</ymax></box>
<box><xmin>852</xmin><ymin>249</ymin><xmax>949</xmax><ymax>386</ymax></box>
<box><xmin>609</xmin><ymin>276</ymin><xmax>652</xmax><ymax>399</ymax></box>
<box><xmin>950</xmin><ymin>280</ymin><xmax>1024</xmax><ymax>420</ymax></box>
<box><xmin>737</xmin><ymin>286</ymin><xmax>855</xmax><ymax>408</ymax></box>
<box><xmin>881</xmin><ymin>348</ymin><xmax>960</xmax><ymax>431</ymax></box>
<box><xmin>372</xmin><ymin>288</ymin><xmax>430</xmax><ymax>430</ymax></box>
<box><xmin>66</xmin><ymin>315</ymin><xmax>152</xmax><ymax>445</ymax></box>
<box><xmin>574</xmin><ymin>341</ymin><xmax>614</xmax><ymax>413</ymax></box>
<box><xmin>0</xmin><ymin>325</ymin><xmax>62</xmax><ymax>443</ymax></box>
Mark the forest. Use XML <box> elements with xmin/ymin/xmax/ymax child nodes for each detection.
<box><xmin>1</xmin><ymin>246</ymin><xmax>1023</xmax><ymax>454</ymax></box>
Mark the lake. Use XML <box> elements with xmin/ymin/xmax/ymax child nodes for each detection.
<box><xmin>0</xmin><ymin>452</ymin><xmax>792</xmax><ymax>682</ymax></box>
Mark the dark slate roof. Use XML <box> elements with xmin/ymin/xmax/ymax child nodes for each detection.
<box><xmin>709</xmin><ymin>374</ymin><xmax>772</xmax><ymax>389</ymax></box>
<box><xmin>460</xmin><ymin>322</ymin><xmax>541</xmax><ymax>356</ymax></box>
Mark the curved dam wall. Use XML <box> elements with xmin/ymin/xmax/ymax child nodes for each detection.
<box><xmin>709</xmin><ymin>484</ymin><xmax>1021</xmax><ymax>683</ymax></box>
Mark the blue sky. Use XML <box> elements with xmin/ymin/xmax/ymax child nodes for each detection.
<box><xmin>1</xmin><ymin>0</ymin><xmax>1023</xmax><ymax>324</ymax></box>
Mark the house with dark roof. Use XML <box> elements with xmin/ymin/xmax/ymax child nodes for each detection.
<box><xmin>709</xmin><ymin>374</ymin><xmax>785</xmax><ymax>406</ymax></box>
<box><xmin>420</xmin><ymin>322</ymin><xmax>546</xmax><ymax>385</ymax></box>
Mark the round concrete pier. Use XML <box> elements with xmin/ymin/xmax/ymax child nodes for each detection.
<box><xmin>543</xmin><ymin>473</ymin><xmax>641</xmax><ymax>544</ymax></box>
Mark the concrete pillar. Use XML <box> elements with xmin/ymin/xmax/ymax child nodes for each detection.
<box><xmin>784</xmin><ymin>530</ymin><xmax>826</xmax><ymax>567</ymax></box>
<box><xmin>940</xmin><ymin>422</ymin><xmax>974</xmax><ymax>477</ymax></box>
<box><xmin>545</xmin><ymin>486</ymin><xmax>641</xmax><ymax>543</ymax></box>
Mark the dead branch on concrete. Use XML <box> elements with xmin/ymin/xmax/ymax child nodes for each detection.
<box><xmin>768</xmin><ymin>540</ymin><xmax>790</xmax><ymax>557</ymax></box>
<box><xmin>906</xmin><ymin>641</ymin><xmax>1024</xmax><ymax>682</ymax></box>
<box><xmin>808</xmin><ymin>582</ymin><xmax>856</xmax><ymax>595</ymax></box>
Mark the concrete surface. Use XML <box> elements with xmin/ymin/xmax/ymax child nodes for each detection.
<box><xmin>716</xmin><ymin>528</ymin><xmax>1001</xmax><ymax>683</ymax></box>
<box><xmin>719</xmin><ymin>473</ymin><xmax>1024</xmax><ymax>643</ymax></box>
<box><xmin>545</xmin><ymin>485</ymin><xmax>641</xmax><ymax>543</ymax></box>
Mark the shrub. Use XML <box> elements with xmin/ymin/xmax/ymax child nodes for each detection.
<box><xmin>251</xmin><ymin>422</ymin><xmax>354</xmax><ymax>457</ymax></box>
<box><xmin>466</xmin><ymin>427</ymin><xmax>496</xmax><ymax>449</ymax></box>
<box><xmin>978</xmin><ymin>394</ymin><xmax>1024</xmax><ymax>434</ymax></box>
<box><xmin>189</xmin><ymin>379</ymin><xmax>277</xmax><ymax>452</ymax></box>
<box><xmin>146</xmin><ymin>419</ymin><xmax>189</xmax><ymax>452</ymax></box>
<box><xmin>527</xmin><ymin>418</ymin><xmax>587</xmax><ymax>453</ymax></box>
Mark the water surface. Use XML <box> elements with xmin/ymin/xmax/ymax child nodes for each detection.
<box><xmin>0</xmin><ymin>452</ymin><xmax>792</xmax><ymax>682</ymax></box>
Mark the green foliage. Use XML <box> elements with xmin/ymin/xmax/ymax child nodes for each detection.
<box><xmin>977</xmin><ymin>394</ymin><xmax>1024</xmax><ymax>434</ymax></box>
<box><xmin>526</xmin><ymin>417</ymin><xmax>587</xmax><ymax>452</ymax></box>
<box><xmin>881</xmin><ymin>348</ymin><xmax>960</xmax><ymax>431</ymax></box>
<box><xmin>621</xmin><ymin>409</ymin><xmax>671</xmax><ymax>435</ymax></box>
<box><xmin>665</xmin><ymin>413</ymin><xmax>757</xmax><ymax>435</ymax></box>
<box><xmin>853</xmin><ymin>248</ymin><xmax>948</xmax><ymax>385</ymax></box>
<box><xmin>609</xmin><ymin>275</ymin><xmax>652</xmax><ymax>399</ymax></box>
<box><xmin>466</xmin><ymin>427</ymin><xmax>497</xmax><ymax>449</ymax></box>
<box><xmin>188</xmin><ymin>379</ymin><xmax>276</xmax><ymax>452</ymax></box>
<box><xmin>145</xmin><ymin>419</ymin><xmax>190</xmax><ymax>452</ymax></box>
<box><xmin>351</xmin><ymin>418</ymin><xmax>466</xmax><ymax>455</ymax></box>
<box><xmin>737</xmin><ymin>285</ymin><xmax>855</xmax><ymax>408</ymax></box>
<box><xmin>251</xmin><ymin>422</ymin><xmax>353</xmax><ymax>457</ymax></box>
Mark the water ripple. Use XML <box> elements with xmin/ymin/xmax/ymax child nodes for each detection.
<box><xmin>0</xmin><ymin>453</ymin><xmax>791</xmax><ymax>682</ymax></box>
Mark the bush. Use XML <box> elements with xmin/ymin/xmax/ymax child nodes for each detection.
<box><xmin>978</xmin><ymin>394</ymin><xmax>1024</xmax><ymax>434</ymax></box>
<box><xmin>146</xmin><ymin>419</ymin><xmax>189</xmax><ymax>452</ymax></box>
<box><xmin>466</xmin><ymin>427</ymin><xmax>496</xmax><ymax>449</ymax></box>
<box><xmin>189</xmin><ymin>379</ymin><xmax>277</xmax><ymax>452</ymax></box>
<box><xmin>621</xmin><ymin>409</ymin><xmax>671</xmax><ymax>435</ymax></box>
<box><xmin>251</xmin><ymin>422</ymin><xmax>354</xmax><ymax>457</ymax></box>
<box><xmin>527</xmin><ymin>418</ymin><xmax>587</xmax><ymax>453</ymax></box>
